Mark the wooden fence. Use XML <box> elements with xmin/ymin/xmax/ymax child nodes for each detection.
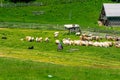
<box><xmin>0</xmin><ymin>2</ymin><xmax>44</xmax><ymax>8</ymax></box>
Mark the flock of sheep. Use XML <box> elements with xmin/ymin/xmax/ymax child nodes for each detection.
<box><xmin>21</xmin><ymin>31</ymin><xmax>120</xmax><ymax>48</ymax></box>
<box><xmin>61</xmin><ymin>38</ymin><xmax>113</xmax><ymax>48</ymax></box>
<box><xmin>22</xmin><ymin>31</ymin><xmax>60</xmax><ymax>42</ymax></box>
<box><xmin>55</xmin><ymin>32</ymin><xmax>120</xmax><ymax>48</ymax></box>
<box><xmin>22</xmin><ymin>36</ymin><xmax>50</xmax><ymax>42</ymax></box>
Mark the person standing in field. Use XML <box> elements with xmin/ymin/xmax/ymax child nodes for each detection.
<box><xmin>55</xmin><ymin>40</ymin><xmax>63</xmax><ymax>51</ymax></box>
<box><xmin>57</xmin><ymin>42</ymin><xmax>63</xmax><ymax>51</ymax></box>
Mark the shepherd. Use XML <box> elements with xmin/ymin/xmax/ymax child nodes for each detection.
<box><xmin>57</xmin><ymin>42</ymin><xmax>63</xmax><ymax>51</ymax></box>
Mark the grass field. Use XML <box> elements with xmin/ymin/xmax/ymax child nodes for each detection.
<box><xmin>0</xmin><ymin>0</ymin><xmax>120</xmax><ymax>79</ymax></box>
<box><xmin>0</xmin><ymin>28</ymin><xmax>120</xmax><ymax>79</ymax></box>
<box><xmin>1</xmin><ymin>57</ymin><xmax>120</xmax><ymax>80</ymax></box>
<box><xmin>0</xmin><ymin>0</ymin><xmax>112</xmax><ymax>27</ymax></box>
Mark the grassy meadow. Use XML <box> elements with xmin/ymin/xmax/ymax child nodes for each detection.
<box><xmin>0</xmin><ymin>0</ymin><xmax>120</xmax><ymax>80</ymax></box>
<box><xmin>1</xmin><ymin>57</ymin><xmax>120</xmax><ymax>80</ymax></box>
<box><xmin>0</xmin><ymin>0</ymin><xmax>112</xmax><ymax>27</ymax></box>
<box><xmin>0</xmin><ymin>28</ymin><xmax>120</xmax><ymax>79</ymax></box>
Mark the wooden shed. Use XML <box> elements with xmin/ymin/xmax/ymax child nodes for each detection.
<box><xmin>99</xmin><ymin>3</ymin><xmax>120</xmax><ymax>26</ymax></box>
<box><xmin>64</xmin><ymin>24</ymin><xmax>80</xmax><ymax>33</ymax></box>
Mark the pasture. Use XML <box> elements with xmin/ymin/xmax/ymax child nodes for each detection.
<box><xmin>0</xmin><ymin>0</ymin><xmax>112</xmax><ymax>27</ymax></box>
<box><xmin>0</xmin><ymin>28</ymin><xmax>120</xmax><ymax>80</ymax></box>
<box><xmin>0</xmin><ymin>0</ymin><xmax>120</xmax><ymax>79</ymax></box>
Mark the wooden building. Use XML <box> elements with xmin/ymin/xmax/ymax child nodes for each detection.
<box><xmin>64</xmin><ymin>24</ymin><xmax>81</xmax><ymax>33</ymax></box>
<box><xmin>99</xmin><ymin>3</ymin><xmax>120</xmax><ymax>26</ymax></box>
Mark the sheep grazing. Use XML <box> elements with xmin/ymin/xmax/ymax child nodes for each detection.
<box><xmin>92</xmin><ymin>42</ymin><xmax>100</xmax><ymax>47</ymax></box>
<box><xmin>54</xmin><ymin>31</ymin><xmax>59</xmax><ymax>38</ymax></box>
<box><xmin>90</xmin><ymin>36</ymin><xmax>102</xmax><ymax>41</ymax></box>
<box><xmin>62</xmin><ymin>38</ymin><xmax>69</xmax><ymax>45</ymax></box>
<box><xmin>80</xmin><ymin>34</ymin><xmax>87</xmax><ymax>41</ymax></box>
<box><xmin>98</xmin><ymin>21</ymin><xmax>103</xmax><ymax>26</ymax></box>
<box><xmin>73</xmin><ymin>40</ymin><xmax>81</xmax><ymax>45</ymax></box>
<box><xmin>62</xmin><ymin>39</ymin><xmax>90</xmax><ymax>46</ymax></box>
<box><xmin>115</xmin><ymin>44</ymin><xmax>120</xmax><ymax>48</ymax></box>
<box><xmin>54</xmin><ymin>34</ymin><xmax>59</xmax><ymax>38</ymax></box>
<box><xmin>88</xmin><ymin>41</ymin><xmax>94</xmax><ymax>46</ymax></box>
<box><xmin>75</xmin><ymin>32</ymin><xmax>81</xmax><ymax>36</ymax></box>
<box><xmin>62</xmin><ymin>38</ymin><xmax>114</xmax><ymax>48</ymax></box>
<box><xmin>102</xmin><ymin>42</ymin><xmax>111</xmax><ymax>48</ymax></box>
<box><xmin>115</xmin><ymin>37</ymin><xmax>120</xmax><ymax>41</ymax></box>
<box><xmin>36</xmin><ymin>37</ymin><xmax>43</xmax><ymax>42</ymax></box>
<box><xmin>95</xmin><ymin>36</ymin><xmax>101</xmax><ymax>41</ymax></box>
<box><xmin>105</xmin><ymin>35</ymin><xmax>114</xmax><ymax>41</ymax></box>
<box><xmin>55</xmin><ymin>40</ymin><xmax>60</xmax><ymax>44</ymax></box>
<box><xmin>44</xmin><ymin>37</ymin><xmax>49</xmax><ymax>42</ymax></box>
<box><xmin>25</xmin><ymin>36</ymin><xmax>34</xmax><ymax>42</ymax></box>
<box><xmin>114</xmin><ymin>41</ymin><xmax>120</xmax><ymax>48</ymax></box>
<box><xmin>92</xmin><ymin>41</ymin><xmax>113</xmax><ymax>48</ymax></box>
<box><xmin>54</xmin><ymin>31</ymin><xmax>59</xmax><ymax>34</ymax></box>
<box><xmin>80</xmin><ymin>34</ymin><xmax>93</xmax><ymax>41</ymax></box>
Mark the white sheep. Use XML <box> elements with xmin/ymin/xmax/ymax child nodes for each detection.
<box><xmin>44</xmin><ymin>37</ymin><xmax>49</xmax><ymax>42</ymax></box>
<box><xmin>93</xmin><ymin>42</ymin><xmax>101</xmax><ymax>47</ymax></box>
<box><xmin>54</xmin><ymin>31</ymin><xmax>59</xmax><ymax>34</ymax></box>
<box><xmin>114</xmin><ymin>41</ymin><xmax>120</xmax><ymax>48</ymax></box>
<box><xmin>62</xmin><ymin>38</ymin><xmax>71</xmax><ymax>45</ymax></box>
<box><xmin>73</xmin><ymin>40</ymin><xmax>81</xmax><ymax>45</ymax></box>
<box><xmin>92</xmin><ymin>41</ymin><xmax>112</xmax><ymax>47</ymax></box>
<box><xmin>75</xmin><ymin>32</ymin><xmax>81</xmax><ymax>36</ymax></box>
<box><xmin>98</xmin><ymin>21</ymin><xmax>103</xmax><ymax>26</ymax></box>
<box><xmin>115</xmin><ymin>44</ymin><xmax>120</xmax><ymax>48</ymax></box>
<box><xmin>25</xmin><ymin>36</ymin><xmax>34</xmax><ymax>42</ymax></box>
<box><xmin>54</xmin><ymin>34</ymin><xmax>59</xmax><ymax>38</ymax></box>
<box><xmin>88</xmin><ymin>41</ymin><xmax>94</xmax><ymax>46</ymax></box>
<box><xmin>83</xmin><ymin>41</ymin><xmax>89</xmax><ymax>46</ymax></box>
<box><xmin>54</xmin><ymin>31</ymin><xmax>59</xmax><ymax>38</ymax></box>
<box><xmin>102</xmin><ymin>42</ymin><xmax>111</xmax><ymax>48</ymax></box>
<box><xmin>36</xmin><ymin>37</ymin><xmax>43</xmax><ymax>42</ymax></box>
<box><xmin>105</xmin><ymin>35</ymin><xmax>114</xmax><ymax>41</ymax></box>
<box><xmin>55</xmin><ymin>39</ymin><xmax>60</xmax><ymax>44</ymax></box>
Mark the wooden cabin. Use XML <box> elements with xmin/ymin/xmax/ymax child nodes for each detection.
<box><xmin>99</xmin><ymin>3</ymin><xmax>120</xmax><ymax>26</ymax></box>
<box><xmin>64</xmin><ymin>24</ymin><xmax>81</xmax><ymax>33</ymax></box>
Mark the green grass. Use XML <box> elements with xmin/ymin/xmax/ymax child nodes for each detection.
<box><xmin>0</xmin><ymin>28</ymin><xmax>120</xmax><ymax>66</ymax></box>
<box><xmin>1</xmin><ymin>57</ymin><xmax>120</xmax><ymax>80</ymax></box>
<box><xmin>0</xmin><ymin>28</ymin><xmax>120</xmax><ymax>79</ymax></box>
<box><xmin>0</xmin><ymin>0</ymin><xmax>112</xmax><ymax>27</ymax></box>
<box><xmin>0</xmin><ymin>0</ymin><xmax>120</xmax><ymax>79</ymax></box>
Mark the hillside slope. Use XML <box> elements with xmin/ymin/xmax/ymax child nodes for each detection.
<box><xmin>0</xmin><ymin>0</ymin><xmax>112</xmax><ymax>27</ymax></box>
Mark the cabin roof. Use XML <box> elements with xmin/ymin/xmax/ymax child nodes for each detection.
<box><xmin>103</xmin><ymin>3</ymin><xmax>120</xmax><ymax>17</ymax></box>
<box><xmin>64</xmin><ymin>24</ymin><xmax>79</xmax><ymax>29</ymax></box>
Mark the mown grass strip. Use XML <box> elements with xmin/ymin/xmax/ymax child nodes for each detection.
<box><xmin>0</xmin><ymin>47</ymin><xmax>120</xmax><ymax>69</ymax></box>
